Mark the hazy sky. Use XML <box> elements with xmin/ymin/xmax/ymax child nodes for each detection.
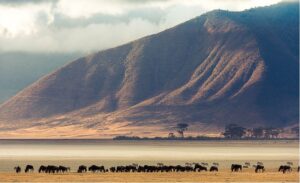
<box><xmin>0</xmin><ymin>0</ymin><xmax>281</xmax><ymax>53</ymax></box>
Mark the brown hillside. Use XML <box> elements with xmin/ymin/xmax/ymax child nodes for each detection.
<box><xmin>0</xmin><ymin>2</ymin><xmax>298</xmax><ymax>138</ymax></box>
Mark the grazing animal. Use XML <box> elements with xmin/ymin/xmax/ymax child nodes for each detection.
<box><xmin>210</xmin><ymin>166</ymin><xmax>218</xmax><ymax>172</ymax></box>
<box><xmin>110</xmin><ymin>167</ymin><xmax>116</xmax><ymax>172</ymax></box>
<box><xmin>38</xmin><ymin>165</ymin><xmax>47</xmax><ymax>173</ymax></box>
<box><xmin>118</xmin><ymin>165</ymin><xmax>137</xmax><ymax>172</ymax></box>
<box><xmin>255</xmin><ymin>165</ymin><xmax>265</xmax><ymax>173</ymax></box>
<box><xmin>14</xmin><ymin>166</ymin><xmax>21</xmax><ymax>173</ymax></box>
<box><xmin>278</xmin><ymin>165</ymin><xmax>292</xmax><ymax>173</ymax></box>
<box><xmin>194</xmin><ymin>164</ymin><xmax>207</xmax><ymax>172</ymax></box>
<box><xmin>25</xmin><ymin>165</ymin><xmax>34</xmax><ymax>173</ymax></box>
<box><xmin>58</xmin><ymin>165</ymin><xmax>70</xmax><ymax>173</ymax></box>
<box><xmin>231</xmin><ymin>164</ymin><xmax>242</xmax><ymax>172</ymax></box>
<box><xmin>88</xmin><ymin>165</ymin><xmax>105</xmax><ymax>173</ymax></box>
<box><xmin>298</xmin><ymin>166</ymin><xmax>300</xmax><ymax>172</ymax></box>
<box><xmin>45</xmin><ymin>165</ymin><xmax>59</xmax><ymax>173</ymax></box>
<box><xmin>77</xmin><ymin>165</ymin><xmax>87</xmax><ymax>173</ymax></box>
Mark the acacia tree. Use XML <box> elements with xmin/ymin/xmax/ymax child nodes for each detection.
<box><xmin>223</xmin><ymin>124</ymin><xmax>246</xmax><ymax>139</ymax></box>
<box><xmin>176</xmin><ymin>123</ymin><xmax>189</xmax><ymax>138</ymax></box>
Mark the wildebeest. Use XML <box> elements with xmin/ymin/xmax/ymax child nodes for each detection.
<box><xmin>88</xmin><ymin>165</ymin><xmax>105</xmax><ymax>173</ymax></box>
<box><xmin>58</xmin><ymin>165</ymin><xmax>70</xmax><ymax>173</ymax></box>
<box><xmin>25</xmin><ymin>165</ymin><xmax>34</xmax><ymax>173</ymax></box>
<box><xmin>255</xmin><ymin>165</ymin><xmax>265</xmax><ymax>173</ymax></box>
<box><xmin>45</xmin><ymin>165</ymin><xmax>59</xmax><ymax>173</ymax></box>
<box><xmin>231</xmin><ymin>164</ymin><xmax>242</xmax><ymax>172</ymax></box>
<box><xmin>14</xmin><ymin>166</ymin><xmax>21</xmax><ymax>173</ymax></box>
<box><xmin>278</xmin><ymin>165</ymin><xmax>292</xmax><ymax>173</ymax></box>
<box><xmin>194</xmin><ymin>164</ymin><xmax>207</xmax><ymax>172</ymax></box>
<box><xmin>110</xmin><ymin>167</ymin><xmax>116</xmax><ymax>172</ymax></box>
<box><xmin>77</xmin><ymin>165</ymin><xmax>87</xmax><ymax>173</ymax></box>
<box><xmin>116</xmin><ymin>165</ymin><xmax>138</xmax><ymax>172</ymax></box>
<box><xmin>38</xmin><ymin>165</ymin><xmax>47</xmax><ymax>173</ymax></box>
<box><xmin>209</xmin><ymin>166</ymin><xmax>218</xmax><ymax>172</ymax></box>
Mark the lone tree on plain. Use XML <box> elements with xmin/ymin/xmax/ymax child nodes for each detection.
<box><xmin>176</xmin><ymin>123</ymin><xmax>189</xmax><ymax>138</ymax></box>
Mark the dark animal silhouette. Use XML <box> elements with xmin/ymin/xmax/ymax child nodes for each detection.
<box><xmin>116</xmin><ymin>165</ymin><xmax>137</xmax><ymax>172</ymax></box>
<box><xmin>278</xmin><ymin>165</ymin><xmax>292</xmax><ymax>173</ymax></box>
<box><xmin>77</xmin><ymin>165</ymin><xmax>87</xmax><ymax>173</ymax></box>
<box><xmin>88</xmin><ymin>165</ymin><xmax>105</xmax><ymax>173</ymax></box>
<box><xmin>194</xmin><ymin>164</ymin><xmax>207</xmax><ymax>172</ymax></box>
<box><xmin>210</xmin><ymin>166</ymin><xmax>218</xmax><ymax>172</ymax></box>
<box><xmin>38</xmin><ymin>165</ymin><xmax>47</xmax><ymax>173</ymax></box>
<box><xmin>58</xmin><ymin>165</ymin><xmax>70</xmax><ymax>173</ymax></box>
<box><xmin>231</xmin><ymin>164</ymin><xmax>242</xmax><ymax>172</ymax></box>
<box><xmin>25</xmin><ymin>165</ymin><xmax>34</xmax><ymax>173</ymax></box>
<box><xmin>45</xmin><ymin>165</ymin><xmax>59</xmax><ymax>173</ymax></box>
<box><xmin>298</xmin><ymin>166</ymin><xmax>300</xmax><ymax>172</ymax></box>
<box><xmin>255</xmin><ymin>165</ymin><xmax>265</xmax><ymax>173</ymax></box>
<box><xmin>110</xmin><ymin>167</ymin><xmax>116</xmax><ymax>172</ymax></box>
<box><xmin>14</xmin><ymin>166</ymin><xmax>21</xmax><ymax>173</ymax></box>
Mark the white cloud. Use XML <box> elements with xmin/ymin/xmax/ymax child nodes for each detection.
<box><xmin>0</xmin><ymin>2</ymin><xmax>53</xmax><ymax>38</ymax></box>
<box><xmin>0</xmin><ymin>0</ymin><xmax>281</xmax><ymax>53</ymax></box>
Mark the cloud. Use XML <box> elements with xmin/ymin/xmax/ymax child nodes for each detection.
<box><xmin>0</xmin><ymin>0</ymin><xmax>281</xmax><ymax>53</ymax></box>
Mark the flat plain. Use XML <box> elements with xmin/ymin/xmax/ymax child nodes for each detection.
<box><xmin>0</xmin><ymin>169</ymin><xmax>298</xmax><ymax>182</ymax></box>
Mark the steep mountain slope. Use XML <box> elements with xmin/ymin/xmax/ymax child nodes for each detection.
<box><xmin>0</xmin><ymin>2</ymin><xmax>298</xmax><ymax>138</ymax></box>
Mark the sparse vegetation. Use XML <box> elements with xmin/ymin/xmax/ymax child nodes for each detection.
<box><xmin>175</xmin><ymin>123</ymin><xmax>189</xmax><ymax>138</ymax></box>
<box><xmin>113</xmin><ymin>123</ymin><xmax>298</xmax><ymax>140</ymax></box>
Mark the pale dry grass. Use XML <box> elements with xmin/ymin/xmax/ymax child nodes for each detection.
<box><xmin>0</xmin><ymin>170</ymin><xmax>298</xmax><ymax>182</ymax></box>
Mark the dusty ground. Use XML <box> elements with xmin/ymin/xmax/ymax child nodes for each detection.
<box><xmin>0</xmin><ymin>170</ymin><xmax>298</xmax><ymax>182</ymax></box>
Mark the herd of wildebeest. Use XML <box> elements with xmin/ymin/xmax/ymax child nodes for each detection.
<box><xmin>13</xmin><ymin>162</ymin><xmax>299</xmax><ymax>174</ymax></box>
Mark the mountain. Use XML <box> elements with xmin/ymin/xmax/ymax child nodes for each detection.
<box><xmin>0</xmin><ymin>2</ymin><xmax>298</xmax><ymax>138</ymax></box>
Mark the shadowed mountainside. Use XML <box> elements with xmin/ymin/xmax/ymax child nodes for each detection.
<box><xmin>0</xmin><ymin>2</ymin><xmax>298</xmax><ymax>138</ymax></box>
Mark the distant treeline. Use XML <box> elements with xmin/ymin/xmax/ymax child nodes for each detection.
<box><xmin>113</xmin><ymin>136</ymin><xmax>222</xmax><ymax>140</ymax></box>
<box><xmin>113</xmin><ymin>136</ymin><xmax>298</xmax><ymax>141</ymax></box>
<box><xmin>113</xmin><ymin>123</ymin><xmax>299</xmax><ymax>140</ymax></box>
